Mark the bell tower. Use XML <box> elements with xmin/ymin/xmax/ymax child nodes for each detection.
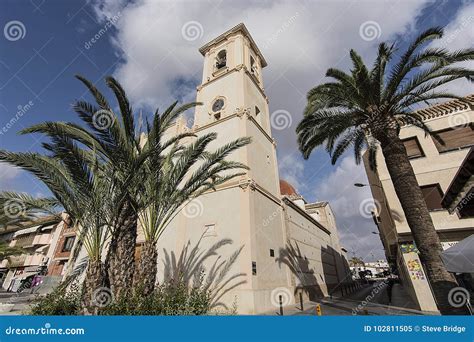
<box><xmin>158</xmin><ymin>24</ymin><xmax>291</xmax><ymax>314</ymax></box>
<box><xmin>194</xmin><ymin>23</ymin><xmax>270</xmax><ymax>134</ymax></box>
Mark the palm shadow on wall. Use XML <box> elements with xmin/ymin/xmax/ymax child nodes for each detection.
<box><xmin>162</xmin><ymin>235</ymin><xmax>246</xmax><ymax>311</ymax></box>
<box><xmin>277</xmin><ymin>241</ymin><xmax>324</xmax><ymax>301</ymax></box>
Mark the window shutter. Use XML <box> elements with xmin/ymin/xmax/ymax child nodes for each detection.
<box><xmin>432</xmin><ymin>125</ymin><xmax>474</xmax><ymax>153</ymax></box>
<box><xmin>420</xmin><ymin>184</ymin><xmax>444</xmax><ymax>211</ymax></box>
<box><xmin>402</xmin><ymin>137</ymin><xmax>424</xmax><ymax>158</ymax></box>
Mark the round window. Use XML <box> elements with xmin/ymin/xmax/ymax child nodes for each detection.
<box><xmin>212</xmin><ymin>98</ymin><xmax>225</xmax><ymax>112</ymax></box>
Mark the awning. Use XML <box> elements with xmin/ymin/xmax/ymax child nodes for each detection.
<box><xmin>441</xmin><ymin>234</ymin><xmax>474</xmax><ymax>273</ymax></box>
<box><xmin>13</xmin><ymin>225</ymin><xmax>41</xmax><ymax>238</ymax></box>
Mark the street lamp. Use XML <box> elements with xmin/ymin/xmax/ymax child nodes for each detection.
<box><xmin>354</xmin><ymin>182</ymin><xmax>383</xmax><ymax>189</ymax></box>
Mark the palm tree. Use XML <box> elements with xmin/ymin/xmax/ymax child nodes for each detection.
<box><xmin>296</xmin><ymin>27</ymin><xmax>473</xmax><ymax>314</ymax></box>
<box><xmin>0</xmin><ymin>242</ymin><xmax>23</xmax><ymax>260</ymax></box>
<box><xmin>16</xmin><ymin>75</ymin><xmax>152</xmax><ymax>298</ymax></box>
<box><xmin>136</xmin><ymin>104</ymin><xmax>250</xmax><ymax>294</ymax></box>
<box><xmin>0</xmin><ymin>140</ymin><xmax>117</xmax><ymax>312</ymax></box>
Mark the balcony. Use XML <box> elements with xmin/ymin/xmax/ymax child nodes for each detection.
<box><xmin>32</xmin><ymin>233</ymin><xmax>51</xmax><ymax>246</ymax></box>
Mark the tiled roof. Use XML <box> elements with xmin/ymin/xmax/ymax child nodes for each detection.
<box><xmin>413</xmin><ymin>94</ymin><xmax>474</xmax><ymax>121</ymax></box>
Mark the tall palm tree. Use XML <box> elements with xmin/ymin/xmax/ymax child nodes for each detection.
<box><xmin>17</xmin><ymin>75</ymin><xmax>151</xmax><ymax>298</ymax></box>
<box><xmin>136</xmin><ymin>102</ymin><xmax>250</xmax><ymax>294</ymax></box>
<box><xmin>296</xmin><ymin>27</ymin><xmax>473</xmax><ymax>315</ymax></box>
<box><xmin>0</xmin><ymin>139</ymin><xmax>117</xmax><ymax>312</ymax></box>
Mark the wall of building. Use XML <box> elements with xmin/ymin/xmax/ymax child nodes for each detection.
<box><xmin>363</xmin><ymin>105</ymin><xmax>474</xmax><ymax>313</ymax></box>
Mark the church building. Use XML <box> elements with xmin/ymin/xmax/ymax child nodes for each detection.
<box><xmin>140</xmin><ymin>23</ymin><xmax>351</xmax><ymax>314</ymax></box>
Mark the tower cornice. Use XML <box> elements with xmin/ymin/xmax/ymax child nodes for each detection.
<box><xmin>199</xmin><ymin>23</ymin><xmax>267</xmax><ymax>68</ymax></box>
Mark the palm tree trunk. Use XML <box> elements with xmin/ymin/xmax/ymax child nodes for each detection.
<box><xmin>82</xmin><ymin>260</ymin><xmax>106</xmax><ymax>315</ymax></box>
<box><xmin>106</xmin><ymin>201</ymin><xmax>138</xmax><ymax>299</ymax></box>
<box><xmin>135</xmin><ymin>240</ymin><xmax>158</xmax><ymax>295</ymax></box>
<box><xmin>378</xmin><ymin>129</ymin><xmax>467</xmax><ymax>315</ymax></box>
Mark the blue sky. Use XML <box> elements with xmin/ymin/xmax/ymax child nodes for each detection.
<box><xmin>1</xmin><ymin>0</ymin><xmax>473</xmax><ymax>261</ymax></box>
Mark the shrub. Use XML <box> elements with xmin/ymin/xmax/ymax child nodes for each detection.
<box><xmin>99</xmin><ymin>282</ymin><xmax>211</xmax><ymax>315</ymax></box>
<box><xmin>30</xmin><ymin>283</ymin><xmax>81</xmax><ymax>315</ymax></box>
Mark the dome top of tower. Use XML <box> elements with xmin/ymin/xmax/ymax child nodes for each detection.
<box><xmin>279</xmin><ymin>179</ymin><xmax>298</xmax><ymax>197</ymax></box>
<box><xmin>199</xmin><ymin>23</ymin><xmax>267</xmax><ymax>67</ymax></box>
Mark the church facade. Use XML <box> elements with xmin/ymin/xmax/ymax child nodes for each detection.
<box><xmin>138</xmin><ymin>23</ymin><xmax>350</xmax><ymax>314</ymax></box>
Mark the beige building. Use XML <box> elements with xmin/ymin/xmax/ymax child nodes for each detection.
<box><xmin>133</xmin><ymin>24</ymin><xmax>350</xmax><ymax>314</ymax></box>
<box><xmin>0</xmin><ymin>216</ymin><xmax>68</xmax><ymax>291</ymax></box>
<box><xmin>364</xmin><ymin>95</ymin><xmax>474</xmax><ymax>312</ymax></box>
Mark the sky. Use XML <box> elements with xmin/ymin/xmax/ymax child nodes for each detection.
<box><xmin>1</xmin><ymin>0</ymin><xmax>473</xmax><ymax>262</ymax></box>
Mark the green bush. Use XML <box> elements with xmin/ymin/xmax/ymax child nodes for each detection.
<box><xmin>30</xmin><ymin>283</ymin><xmax>81</xmax><ymax>315</ymax></box>
<box><xmin>99</xmin><ymin>282</ymin><xmax>211</xmax><ymax>315</ymax></box>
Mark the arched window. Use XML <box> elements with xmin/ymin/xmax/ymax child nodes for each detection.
<box><xmin>250</xmin><ymin>55</ymin><xmax>258</xmax><ymax>76</ymax></box>
<box><xmin>216</xmin><ymin>50</ymin><xmax>227</xmax><ymax>69</ymax></box>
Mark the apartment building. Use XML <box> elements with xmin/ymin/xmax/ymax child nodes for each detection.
<box><xmin>0</xmin><ymin>215</ymin><xmax>71</xmax><ymax>291</ymax></box>
<box><xmin>363</xmin><ymin>95</ymin><xmax>474</xmax><ymax>312</ymax></box>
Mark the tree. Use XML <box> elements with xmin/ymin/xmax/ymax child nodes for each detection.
<box><xmin>296</xmin><ymin>27</ymin><xmax>473</xmax><ymax>314</ymax></box>
<box><xmin>349</xmin><ymin>257</ymin><xmax>365</xmax><ymax>267</ymax></box>
<box><xmin>136</xmin><ymin>102</ymin><xmax>250</xmax><ymax>294</ymax></box>
<box><xmin>0</xmin><ymin>144</ymin><xmax>117</xmax><ymax>313</ymax></box>
<box><xmin>0</xmin><ymin>242</ymin><xmax>23</xmax><ymax>260</ymax></box>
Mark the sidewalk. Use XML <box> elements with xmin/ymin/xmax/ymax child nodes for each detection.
<box><xmin>262</xmin><ymin>282</ymin><xmax>438</xmax><ymax>316</ymax></box>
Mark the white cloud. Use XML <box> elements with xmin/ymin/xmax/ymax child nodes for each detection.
<box><xmin>278</xmin><ymin>153</ymin><xmax>304</xmax><ymax>192</ymax></box>
<box><xmin>314</xmin><ymin>155</ymin><xmax>385</xmax><ymax>260</ymax></box>
<box><xmin>0</xmin><ymin>163</ymin><xmax>20</xmax><ymax>185</ymax></box>
<box><xmin>90</xmin><ymin>0</ymin><xmax>465</xmax><ymax>261</ymax></box>
<box><xmin>428</xmin><ymin>1</ymin><xmax>474</xmax><ymax>97</ymax></box>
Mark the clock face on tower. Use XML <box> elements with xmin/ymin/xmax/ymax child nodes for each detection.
<box><xmin>212</xmin><ymin>98</ymin><xmax>225</xmax><ymax>112</ymax></box>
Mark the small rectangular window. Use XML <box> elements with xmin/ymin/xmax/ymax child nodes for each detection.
<box><xmin>420</xmin><ymin>184</ymin><xmax>444</xmax><ymax>211</ymax></box>
<box><xmin>252</xmin><ymin>261</ymin><xmax>257</xmax><ymax>275</ymax></box>
<box><xmin>203</xmin><ymin>224</ymin><xmax>216</xmax><ymax>237</ymax></box>
<box><xmin>61</xmin><ymin>236</ymin><xmax>75</xmax><ymax>252</ymax></box>
<box><xmin>255</xmin><ymin>106</ymin><xmax>260</xmax><ymax>116</ymax></box>
<box><xmin>402</xmin><ymin>137</ymin><xmax>424</xmax><ymax>159</ymax></box>
<box><xmin>432</xmin><ymin>125</ymin><xmax>474</xmax><ymax>153</ymax></box>
<box><xmin>269</xmin><ymin>249</ymin><xmax>274</xmax><ymax>257</ymax></box>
